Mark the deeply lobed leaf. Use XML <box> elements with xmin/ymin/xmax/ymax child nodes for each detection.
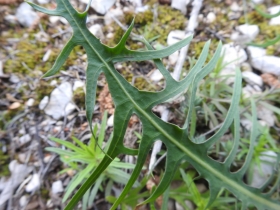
<box><xmin>27</xmin><ymin>0</ymin><xmax>280</xmax><ymax>209</ymax></box>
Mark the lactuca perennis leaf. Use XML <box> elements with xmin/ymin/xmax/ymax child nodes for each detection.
<box><xmin>27</xmin><ymin>0</ymin><xmax>280</xmax><ymax>209</ymax></box>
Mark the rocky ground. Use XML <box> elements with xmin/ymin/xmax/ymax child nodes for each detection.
<box><xmin>1</xmin><ymin>0</ymin><xmax>280</xmax><ymax>209</ymax></box>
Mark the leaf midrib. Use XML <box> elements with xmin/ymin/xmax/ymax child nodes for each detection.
<box><xmin>63</xmin><ymin>2</ymin><xmax>278</xmax><ymax>209</ymax></box>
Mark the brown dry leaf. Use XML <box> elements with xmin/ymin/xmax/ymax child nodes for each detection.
<box><xmin>261</xmin><ymin>73</ymin><xmax>280</xmax><ymax>88</ymax></box>
<box><xmin>146</xmin><ymin>176</ymin><xmax>163</xmax><ymax>208</ymax></box>
<box><xmin>0</xmin><ymin>0</ymin><xmax>22</xmax><ymax>4</ymax></box>
<box><xmin>8</xmin><ymin>101</ymin><xmax>21</xmax><ymax>109</ymax></box>
<box><xmin>97</xmin><ymin>84</ymin><xmax>115</xmax><ymax>115</ymax></box>
<box><xmin>128</xmin><ymin>115</ymin><xmax>139</xmax><ymax>127</ymax></box>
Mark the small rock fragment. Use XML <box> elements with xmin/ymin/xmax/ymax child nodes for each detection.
<box><xmin>249</xmin><ymin>151</ymin><xmax>277</xmax><ymax>188</ymax></box>
<box><xmin>171</xmin><ymin>0</ymin><xmax>190</xmax><ymax>14</ymax></box>
<box><xmin>26</xmin><ymin>98</ymin><xmax>35</xmax><ymax>107</ymax></box>
<box><xmin>206</xmin><ymin>12</ymin><xmax>216</xmax><ymax>23</ymax></box>
<box><xmin>9</xmin><ymin>74</ymin><xmax>20</xmax><ymax>83</ymax></box>
<box><xmin>44</xmin><ymin>82</ymin><xmax>73</xmax><ymax>120</ymax></box>
<box><xmin>167</xmin><ymin>30</ymin><xmax>186</xmax><ymax>46</ymax></box>
<box><xmin>8</xmin><ymin>102</ymin><xmax>21</xmax><ymax>110</ymax></box>
<box><xmin>257</xmin><ymin>104</ymin><xmax>275</xmax><ymax>127</ymax></box>
<box><xmin>268</xmin><ymin>6</ymin><xmax>280</xmax><ymax>25</ymax></box>
<box><xmin>25</xmin><ymin>173</ymin><xmax>40</xmax><ymax>193</ymax></box>
<box><xmin>104</xmin><ymin>8</ymin><xmax>124</xmax><ymax>25</ymax></box>
<box><xmin>39</xmin><ymin>96</ymin><xmax>49</xmax><ymax>110</ymax></box>
<box><xmin>242</xmin><ymin>71</ymin><xmax>263</xmax><ymax>87</ymax></box>
<box><xmin>79</xmin><ymin>0</ymin><xmax>116</xmax><ymax>15</ymax></box>
<box><xmin>73</xmin><ymin>80</ymin><xmax>85</xmax><ymax>91</ymax></box>
<box><xmin>16</xmin><ymin>2</ymin><xmax>39</xmax><ymax>27</ymax></box>
<box><xmin>19</xmin><ymin>134</ymin><xmax>31</xmax><ymax>144</ymax></box>
<box><xmin>107</xmin><ymin>114</ymin><xmax>114</xmax><ymax>127</ymax></box>
<box><xmin>248</xmin><ymin>46</ymin><xmax>280</xmax><ymax>76</ymax></box>
<box><xmin>52</xmin><ymin>180</ymin><xmax>64</xmax><ymax>194</ymax></box>
<box><xmin>89</xmin><ymin>24</ymin><xmax>104</xmax><ymax>40</ymax></box>
<box><xmin>150</xmin><ymin>69</ymin><xmax>164</xmax><ymax>82</ymax></box>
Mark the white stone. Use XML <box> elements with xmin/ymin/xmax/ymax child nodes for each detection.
<box><xmin>51</xmin><ymin>180</ymin><xmax>64</xmax><ymax>194</ymax></box>
<box><xmin>37</xmin><ymin>0</ymin><xmax>50</xmax><ymax>3</ymax></box>
<box><xmin>167</xmin><ymin>30</ymin><xmax>186</xmax><ymax>46</ymax></box>
<box><xmin>236</xmin><ymin>24</ymin><xmax>259</xmax><ymax>41</ymax></box>
<box><xmin>135</xmin><ymin>5</ymin><xmax>149</xmax><ymax>13</ymax></box>
<box><xmin>44</xmin><ymin>82</ymin><xmax>73</xmax><ymax>120</ymax></box>
<box><xmin>168</xmin><ymin>51</ymin><xmax>179</xmax><ymax>65</ymax></box>
<box><xmin>50</xmin><ymin>80</ymin><xmax>57</xmax><ymax>86</ymax></box>
<box><xmin>79</xmin><ymin>0</ymin><xmax>116</xmax><ymax>15</ymax></box>
<box><xmin>25</xmin><ymin>173</ymin><xmax>40</xmax><ymax>193</ymax></box>
<box><xmin>0</xmin><ymin>161</ymin><xmax>32</xmax><ymax>206</ymax></box>
<box><xmin>19</xmin><ymin>134</ymin><xmax>31</xmax><ymax>144</ymax></box>
<box><xmin>171</xmin><ymin>0</ymin><xmax>190</xmax><ymax>14</ymax></box>
<box><xmin>107</xmin><ymin>114</ymin><xmax>114</xmax><ymax>127</ymax></box>
<box><xmin>242</xmin><ymin>84</ymin><xmax>262</xmax><ymax>99</ymax></box>
<box><xmin>16</xmin><ymin>2</ymin><xmax>39</xmax><ymax>27</ymax></box>
<box><xmin>49</xmin><ymin>16</ymin><xmax>60</xmax><ymax>24</ymax></box>
<box><xmin>26</xmin><ymin>98</ymin><xmax>35</xmax><ymax>107</ymax></box>
<box><xmin>248</xmin><ymin>46</ymin><xmax>280</xmax><ymax>76</ymax></box>
<box><xmin>89</xmin><ymin>24</ymin><xmax>104</xmax><ymax>40</ymax></box>
<box><xmin>250</xmin><ymin>151</ymin><xmax>277</xmax><ymax>188</ymax></box>
<box><xmin>268</xmin><ymin>6</ymin><xmax>280</xmax><ymax>25</ymax></box>
<box><xmin>206</xmin><ymin>12</ymin><xmax>216</xmax><ymax>23</ymax></box>
<box><xmin>104</xmin><ymin>8</ymin><xmax>124</xmax><ymax>25</ymax></box>
<box><xmin>242</xmin><ymin>71</ymin><xmax>263</xmax><ymax>87</ymax></box>
<box><xmin>4</xmin><ymin>15</ymin><xmax>17</xmax><ymax>25</ymax></box>
<box><xmin>257</xmin><ymin>104</ymin><xmax>275</xmax><ymax>127</ymax></box>
<box><xmin>19</xmin><ymin>195</ymin><xmax>28</xmax><ymax>207</ymax></box>
<box><xmin>230</xmin><ymin>2</ymin><xmax>241</xmax><ymax>12</ymax></box>
<box><xmin>73</xmin><ymin>80</ymin><xmax>85</xmax><ymax>91</ymax></box>
<box><xmin>150</xmin><ymin>70</ymin><xmax>164</xmax><ymax>82</ymax></box>
<box><xmin>221</xmin><ymin>43</ymin><xmax>247</xmax><ymax>68</ymax></box>
<box><xmin>65</xmin><ymin>103</ymin><xmax>76</xmax><ymax>115</ymax></box>
<box><xmin>9</xmin><ymin>74</ymin><xmax>20</xmax><ymax>83</ymax></box>
<box><xmin>39</xmin><ymin>96</ymin><xmax>49</xmax><ymax>110</ymax></box>
<box><xmin>252</xmin><ymin>0</ymin><xmax>264</xmax><ymax>4</ymax></box>
<box><xmin>42</xmin><ymin>49</ymin><xmax>52</xmax><ymax>62</ymax></box>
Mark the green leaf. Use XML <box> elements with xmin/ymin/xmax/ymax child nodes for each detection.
<box><xmin>28</xmin><ymin>1</ymin><xmax>280</xmax><ymax>209</ymax></box>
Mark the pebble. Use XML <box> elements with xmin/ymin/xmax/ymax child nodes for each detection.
<box><xmin>107</xmin><ymin>114</ymin><xmax>114</xmax><ymax>127</ymax></box>
<box><xmin>104</xmin><ymin>8</ymin><xmax>124</xmax><ymax>25</ymax></box>
<box><xmin>39</xmin><ymin>96</ymin><xmax>49</xmax><ymax>110</ymax></box>
<box><xmin>19</xmin><ymin>134</ymin><xmax>31</xmax><ymax>144</ymax></box>
<box><xmin>25</xmin><ymin>173</ymin><xmax>40</xmax><ymax>193</ymax></box>
<box><xmin>242</xmin><ymin>71</ymin><xmax>263</xmax><ymax>87</ymax></box>
<box><xmin>51</xmin><ymin>180</ymin><xmax>64</xmax><ymax>194</ymax></box>
<box><xmin>89</xmin><ymin>24</ymin><xmax>104</xmax><ymax>40</ymax></box>
<box><xmin>222</xmin><ymin>43</ymin><xmax>247</xmax><ymax>68</ymax></box>
<box><xmin>44</xmin><ymin>82</ymin><xmax>73</xmax><ymax>120</ymax></box>
<box><xmin>250</xmin><ymin>151</ymin><xmax>277</xmax><ymax>188</ymax></box>
<box><xmin>16</xmin><ymin>2</ymin><xmax>39</xmax><ymax>27</ymax></box>
<box><xmin>167</xmin><ymin>30</ymin><xmax>186</xmax><ymax>46</ymax></box>
<box><xmin>236</xmin><ymin>24</ymin><xmax>259</xmax><ymax>41</ymax></box>
<box><xmin>150</xmin><ymin>69</ymin><xmax>164</xmax><ymax>82</ymax></box>
<box><xmin>79</xmin><ymin>0</ymin><xmax>116</xmax><ymax>15</ymax></box>
<box><xmin>248</xmin><ymin>46</ymin><xmax>280</xmax><ymax>76</ymax></box>
<box><xmin>73</xmin><ymin>80</ymin><xmax>85</xmax><ymax>91</ymax></box>
<box><xmin>206</xmin><ymin>12</ymin><xmax>216</xmax><ymax>23</ymax></box>
<box><xmin>19</xmin><ymin>195</ymin><xmax>28</xmax><ymax>207</ymax></box>
<box><xmin>257</xmin><ymin>104</ymin><xmax>275</xmax><ymax>127</ymax></box>
<box><xmin>37</xmin><ymin>0</ymin><xmax>50</xmax><ymax>3</ymax></box>
<box><xmin>171</xmin><ymin>0</ymin><xmax>190</xmax><ymax>14</ymax></box>
<box><xmin>252</xmin><ymin>0</ymin><xmax>264</xmax><ymax>3</ymax></box>
<box><xmin>9</xmin><ymin>74</ymin><xmax>20</xmax><ymax>83</ymax></box>
<box><xmin>26</xmin><ymin>98</ymin><xmax>35</xmax><ymax>107</ymax></box>
<box><xmin>268</xmin><ymin>6</ymin><xmax>280</xmax><ymax>25</ymax></box>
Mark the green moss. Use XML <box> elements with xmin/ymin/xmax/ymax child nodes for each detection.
<box><xmin>73</xmin><ymin>87</ymin><xmax>85</xmax><ymax>109</ymax></box>
<box><xmin>33</xmin><ymin>80</ymin><xmax>56</xmax><ymax>106</ymax></box>
<box><xmin>0</xmin><ymin>105</ymin><xmax>24</xmax><ymax>130</ymax></box>
<box><xmin>0</xmin><ymin>145</ymin><xmax>10</xmax><ymax>177</ymax></box>
<box><xmin>105</xmin><ymin>4</ymin><xmax>185</xmax><ymax>49</ymax></box>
